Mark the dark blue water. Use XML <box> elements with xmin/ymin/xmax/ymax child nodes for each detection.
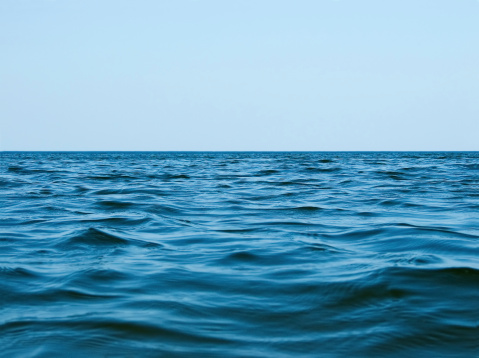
<box><xmin>1</xmin><ymin>152</ymin><xmax>478</xmax><ymax>357</ymax></box>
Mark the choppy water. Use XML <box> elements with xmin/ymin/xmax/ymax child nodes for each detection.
<box><xmin>1</xmin><ymin>152</ymin><xmax>478</xmax><ymax>357</ymax></box>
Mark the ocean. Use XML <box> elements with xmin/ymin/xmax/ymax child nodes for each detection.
<box><xmin>1</xmin><ymin>151</ymin><xmax>478</xmax><ymax>357</ymax></box>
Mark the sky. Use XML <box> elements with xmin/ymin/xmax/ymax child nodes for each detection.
<box><xmin>1</xmin><ymin>0</ymin><xmax>478</xmax><ymax>151</ymax></box>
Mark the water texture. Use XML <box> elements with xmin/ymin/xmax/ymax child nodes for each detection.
<box><xmin>1</xmin><ymin>152</ymin><xmax>478</xmax><ymax>357</ymax></box>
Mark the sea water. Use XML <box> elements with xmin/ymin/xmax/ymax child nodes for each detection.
<box><xmin>1</xmin><ymin>152</ymin><xmax>478</xmax><ymax>357</ymax></box>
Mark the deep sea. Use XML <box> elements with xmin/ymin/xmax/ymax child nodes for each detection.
<box><xmin>1</xmin><ymin>151</ymin><xmax>478</xmax><ymax>358</ymax></box>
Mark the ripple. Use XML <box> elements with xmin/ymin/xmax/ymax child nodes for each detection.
<box><xmin>1</xmin><ymin>151</ymin><xmax>478</xmax><ymax>357</ymax></box>
<box><xmin>62</xmin><ymin>228</ymin><xmax>130</xmax><ymax>247</ymax></box>
<box><xmin>97</xmin><ymin>200</ymin><xmax>136</xmax><ymax>209</ymax></box>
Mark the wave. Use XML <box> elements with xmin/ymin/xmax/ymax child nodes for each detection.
<box><xmin>1</xmin><ymin>151</ymin><xmax>479</xmax><ymax>357</ymax></box>
<box><xmin>54</xmin><ymin>228</ymin><xmax>163</xmax><ymax>250</ymax></box>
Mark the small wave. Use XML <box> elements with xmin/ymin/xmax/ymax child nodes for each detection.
<box><xmin>290</xmin><ymin>206</ymin><xmax>323</xmax><ymax>211</ymax></box>
<box><xmin>85</xmin><ymin>174</ymin><xmax>137</xmax><ymax>181</ymax></box>
<box><xmin>97</xmin><ymin>200</ymin><xmax>135</xmax><ymax>209</ymax></box>
<box><xmin>0</xmin><ymin>177</ymin><xmax>25</xmax><ymax>188</ymax></box>
<box><xmin>322</xmin><ymin>227</ymin><xmax>387</xmax><ymax>241</ymax></box>
<box><xmin>223</xmin><ymin>251</ymin><xmax>260</xmax><ymax>263</ymax></box>
<box><xmin>7</xmin><ymin>166</ymin><xmax>24</xmax><ymax>172</ymax></box>
<box><xmin>0</xmin><ymin>266</ymin><xmax>40</xmax><ymax>279</ymax></box>
<box><xmin>462</xmin><ymin>164</ymin><xmax>479</xmax><ymax>170</ymax></box>
<box><xmin>300</xmin><ymin>242</ymin><xmax>344</xmax><ymax>253</ymax></box>
<box><xmin>393</xmin><ymin>223</ymin><xmax>479</xmax><ymax>239</ymax></box>
<box><xmin>0</xmin><ymin>318</ymin><xmax>230</xmax><ymax>346</ymax></box>
<box><xmin>268</xmin><ymin>206</ymin><xmax>324</xmax><ymax>213</ymax></box>
<box><xmin>158</xmin><ymin>173</ymin><xmax>191</xmax><ymax>180</ymax></box>
<box><xmin>305</xmin><ymin>167</ymin><xmax>341</xmax><ymax>173</ymax></box>
<box><xmin>62</xmin><ymin>228</ymin><xmax>130</xmax><ymax>247</ymax></box>
<box><xmin>77</xmin><ymin>215</ymin><xmax>151</xmax><ymax>226</ymax></box>
<box><xmin>255</xmin><ymin>169</ymin><xmax>279</xmax><ymax>176</ymax></box>
<box><xmin>55</xmin><ymin>228</ymin><xmax>162</xmax><ymax>250</ymax></box>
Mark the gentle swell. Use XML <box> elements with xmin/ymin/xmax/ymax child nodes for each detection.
<box><xmin>1</xmin><ymin>151</ymin><xmax>478</xmax><ymax>357</ymax></box>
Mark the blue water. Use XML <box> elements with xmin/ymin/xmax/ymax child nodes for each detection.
<box><xmin>1</xmin><ymin>152</ymin><xmax>478</xmax><ymax>357</ymax></box>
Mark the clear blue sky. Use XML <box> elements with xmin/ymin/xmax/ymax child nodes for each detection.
<box><xmin>1</xmin><ymin>0</ymin><xmax>478</xmax><ymax>151</ymax></box>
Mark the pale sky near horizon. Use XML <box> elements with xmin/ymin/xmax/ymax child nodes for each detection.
<box><xmin>1</xmin><ymin>0</ymin><xmax>478</xmax><ymax>151</ymax></box>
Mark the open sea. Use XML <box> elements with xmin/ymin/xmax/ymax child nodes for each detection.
<box><xmin>1</xmin><ymin>151</ymin><xmax>478</xmax><ymax>357</ymax></box>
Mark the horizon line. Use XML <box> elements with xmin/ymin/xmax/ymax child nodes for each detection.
<box><xmin>2</xmin><ymin>150</ymin><xmax>478</xmax><ymax>153</ymax></box>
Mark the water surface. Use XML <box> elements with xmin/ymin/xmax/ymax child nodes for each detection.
<box><xmin>1</xmin><ymin>152</ymin><xmax>478</xmax><ymax>357</ymax></box>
